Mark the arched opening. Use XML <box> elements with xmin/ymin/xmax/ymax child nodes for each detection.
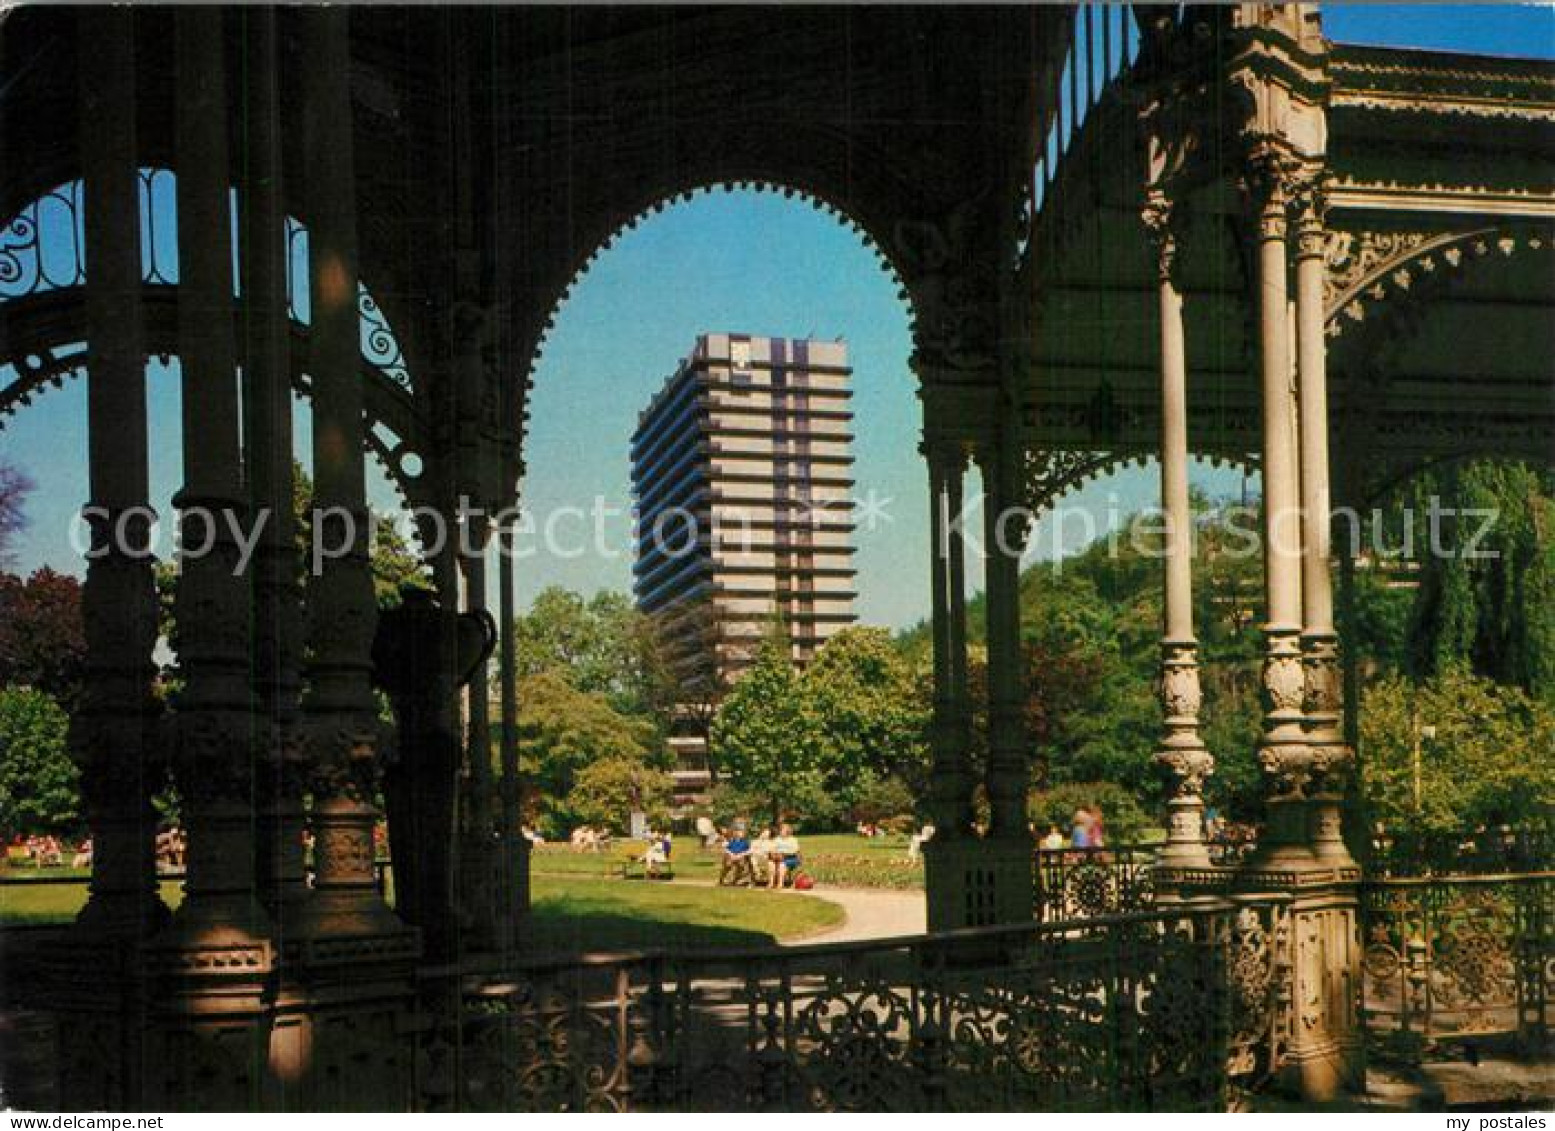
<box><xmin>509</xmin><ymin>183</ymin><xmax>926</xmax><ymax>919</ymax></box>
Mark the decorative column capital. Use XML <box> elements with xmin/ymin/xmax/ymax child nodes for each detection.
<box><xmin>1258</xmin><ymin>625</ymin><xmax>1312</xmax><ymax>799</ymax></box>
<box><xmin>1141</xmin><ymin>189</ymin><xmax>1180</xmax><ymax>285</ymax></box>
<box><xmin>1292</xmin><ymin>172</ymin><xmax>1330</xmax><ymax>261</ymax></box>
<box><xmin>917</xmin><ymin>434</ymin><xmax>969</xmax><ymax>478</ymax></box>
<box><xmin>1241</xmin><ymin>145</ymin><xmax>1303</xmax><ymax>241</ymax></box>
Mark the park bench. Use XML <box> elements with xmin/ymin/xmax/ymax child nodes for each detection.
<box><xmin>610</xmin><ymin>841</ymin><xmax>674</xmax><ymax>881</ymax></box>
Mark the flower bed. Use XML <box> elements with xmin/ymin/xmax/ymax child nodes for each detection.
<box><xmin>800</xmin><ymin>852</ymin><xmax>923</xmax><ymax>890</ymax></box>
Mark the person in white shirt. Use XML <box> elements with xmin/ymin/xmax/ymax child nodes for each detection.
<box><xmin>768</xmin><ymin>824</ymin><xmax>801</xmax><ymax>890</ymax></box>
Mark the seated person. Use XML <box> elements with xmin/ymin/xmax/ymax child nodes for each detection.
<box><xmin>768</xmin><ymin>824</ymin><xmax>801</xmax><ymax>890</ymax></box>
<box><xmin>1040</xmin><ymin>825</ymin><xmax>1066</xmax><ymax>851</ymax></box>
<box><xmin>644</xmin><ymin>828</ymin><xmax>672</xmax><ymax>878</ymax></box>
<box><xmin>718</xmin><ymin>825</ymin><xmax>754</xmax><ymax>885</ymax></box>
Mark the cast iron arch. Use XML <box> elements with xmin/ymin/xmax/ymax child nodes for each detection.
<box><xmin>516</xmin><ymin>177</ymin><xmax>926</xmax><ymax>455</ymax></box>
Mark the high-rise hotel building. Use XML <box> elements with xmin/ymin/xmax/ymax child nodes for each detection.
<box><xmin>631</xmin><ymin>333</ymin><xmax>857</xmax><ymax>778</ymax></box>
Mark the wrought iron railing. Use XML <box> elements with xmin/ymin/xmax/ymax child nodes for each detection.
<box><xmin>1360</xmin><ymin>871</ymin><xmax>1553</xmax><ymax>1058</ymax></box>
<box><xmin>1365</xmin><ymin>821</ymin><xmax>1555</xmax><ymax>879</ymax></box>
<box><xmin>0</xmin><ymin>170</ymin><xmax>412</xmax><ymax>390</ymax></box>
<box><xmin>1033</xmin><ymin>845</ymin><xmax>1157</xmax><ymax>921</ymax></box>
<box><xmin>443</xmin><ymin>898</ymin><xmax>1291</xmax><ymax>1112</ymax></box>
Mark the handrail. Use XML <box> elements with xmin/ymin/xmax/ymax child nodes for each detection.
<box><xmin>1361</xmin><ymin>869</ymin><xmax>1555</xmax><ymax>888</ymax></box>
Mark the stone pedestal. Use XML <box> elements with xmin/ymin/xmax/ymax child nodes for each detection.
<box><xmin>1237</xmin><ymin>864</ymin><xmax>1365</xmax><ymax>1102</ymax></box>
<box><xmin>925</xmin><ymin>837</ymin><xmax>1034</xmax><ymax>932</ymax></box>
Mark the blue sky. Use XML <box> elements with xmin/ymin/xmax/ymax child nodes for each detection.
<box><xmin>3</xmin><ymin>5</ymin><xmax>1548</xmax><ymax>631</ymax></box>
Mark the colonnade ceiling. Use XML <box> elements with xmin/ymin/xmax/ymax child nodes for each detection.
<box><xmin>346</xmin><ymin>6</ymin><xmax>1068</xmax><ymax>434</ymax></box>
<box><xmin>1024</xmin><ymin>38</ymin><xmax>1555</xmax><ymax>482</ymax></box>
<box><xmin>0</xmin><ymin>4</ymin><xmax>1073</xmax><ymax>508</ymax></box>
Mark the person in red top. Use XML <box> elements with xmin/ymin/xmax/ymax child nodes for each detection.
<box><xmin>1087</xmin><ymin>805</ymin><xmax>1107</xmax><ymax>849</ymax></box>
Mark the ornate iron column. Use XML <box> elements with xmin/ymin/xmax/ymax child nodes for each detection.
<box><xmin>458</xmin><ymin>513</ymin><xmax>501</xmax><ymax>952</ymax></box>
<box><xmin>497</xmin><ymin>516</ymin><xmax>527</xmax><ymax>950</ymax></box>
<box><xmin>71</xmin><ymin>7</ymin><xmax>168</xmax><ymax>941</ymax></box>
<box><xmin>239</xmin><ymin>7</ymin><xmax>310</xmax><ymax>926</ymax></box>
<box><xmin>1226</xmin><ymin>9</ymin><xmax>1363</xmax><ymax>1102</ymax></box>
<box><xmin>922</xmin><ymin>437</ymin><xmax>973</xmax><ymax>839</ymax></box>
<box><xmin>1143</xmin><ymin>192</ymin><xmax>1213</xmax><ymax>869</ymax></box>
<box><xmin>294</xmin><ymin>8</ymin><xmax>405</xmax><ymax>944</ymax></box>
<box><xmin>1293</xmin><ymin>184</ymin><xmax>1354</xmax><ymax>868</ymax></box>
<box><xmin>976</xmin><ymin>400</ymin><xmax>1039</xmax><ymax>923</ymax></box>
<box><xmin>921</xmin><ymin>425</ymin><xmax>984</xmax><ymax>932</ymax></box>
<box><xmin>161</xmin><ymin>6</ymin><xmax>272</xmax><ymax>955</ymax></box>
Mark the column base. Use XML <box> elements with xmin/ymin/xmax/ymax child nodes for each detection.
<box><xmin>1235</xmin><ymin>863</ymin><xmax>1366</xmax><ymax>1105</ymax></box>
<box><xmin>924</xmin><ymin>836</ymin><xmax>1034</xmax><ymax>931</ymax></box>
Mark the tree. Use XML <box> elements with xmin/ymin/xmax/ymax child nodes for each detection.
<box><xmin>1405</xmin><ymin>461</ymin><xmax>1555</xmax><ymax>704</ymax></box>
<box><xmin>709</xmin><ymin>631</ymin><xmax>836</xmax><ymax>826</ymax></box>
<box><xmin>805</xmin><ymin>626</ymin><xmax>930</xmax><ymax>787</ymax></box>
<box><xmin>1360</xmin><ymin>668</ymin><xmax>1555</xmax><ymax>839</ymax></box>
<box><xmin>515</xmin><ymin>671</ymin><xmax>661</xmax><ymax>837</ymax></box>
<box><xmin>568</xmin><ymin>756</ymin><xmax>675</xmax><ymax>834</ymax></box>
<box><xmin>0</xmin><ymin>568</ymin><xmax>87</xmax><ymax>709</ymax></box>
<box><xmin>515</xmin><ymin>587</ymin><xmax>672</xmax><ymax>720</ymax></box>
<box><xmin>0</xmin><ymin>460</ymin><xmax>33</xmax><ymax>569</ymax></box>
<box><xmin>0</xmin><ymin>686</ymin><xmax>80</xmax><ymax>837</ymax></box>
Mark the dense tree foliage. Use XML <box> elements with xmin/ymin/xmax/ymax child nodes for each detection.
<box><xmin>568</xmin><ymin>756</ymin><xmax>676</xmax><ymax>835</ymax></box>
<box><xmin>1360</xmin><ymin>668</ymin><xmax>1554</xmax><ymax>836</ymax></box>
<box><xmin>709</xmin><ymin>624</ymin><xmax>931</xmax><ymax>828</ymax></box>
<box><xmin>0</xmin><ymin>568</ymin><xmax>86</xmax><ymax>710</ymax></box>
<box><xmin>1403</xmin><ymin>461</ymin><xmax>1555</xmax><ymax>705</ymax></box>
<box><xmin>513</xmin><ymin>586</ymin><xmax>671</xmax><ymax>720</ymax></box>
<box><xmin>0</xmin><ymin>686</ymin><xmax>79</xmax><ymax>837</ymax></box>
<box><xmin>515</xmin><ymin>671</ymin><xmax>664</xmax><ymax>837</ymax></box>
<box><xmin>709</xmin><ymin>631</ymin><xmax>835</xmax><ymax>825</ymax></box>
<box><xmin>805</xmin><ymin>627</ymin><xmax>930</xmax><ymax>789</ymax></box>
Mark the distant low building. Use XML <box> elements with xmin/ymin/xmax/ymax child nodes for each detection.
<box><xmin>630</xmin><ymin>333</ymin><xmax>858</xmax><ymax>792</ymax></box>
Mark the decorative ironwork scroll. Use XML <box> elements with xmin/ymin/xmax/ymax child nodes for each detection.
<box><xmin>443</xmin><ymin>901</ymin><xmax>1284</xmax><ymax>1113</ymax></box>
<box><xmin>1033</xmin><ymin>845</ymin><xmax>1157</xmax><ymax>922</ymax></box>
<box><xmin>0</xmin><ymin>175</ymin><xmax>414</xmax><ymax>396</ymax></box>
<box><xmin>1361</xmin><ymin>873</ymin><xmax>1553</xmax><ymax>1057</ymax></box>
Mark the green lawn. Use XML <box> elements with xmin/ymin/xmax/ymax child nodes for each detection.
<box><xmin>0</xmin><ymin>877</ymin><xmax>184</xmax><ymax>925</ymax></box>
<box><xmin>527</xmin><ymin>876</ymin><xmax>843</xmax><ymax>954</ymax></box>
<box><xmin>0</xmin><ymin>871</ymin><xmax>843</xmax><ymax>952</ymax></box>
<box><xmin>530</xmin><ymin>832</ymin><xmax>926</xmax><ymax>889</ymax></box>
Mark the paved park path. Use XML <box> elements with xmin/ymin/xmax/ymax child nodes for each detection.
<box><xmin>782</xmin><ymin>885</ymin><xmax>925</xmax><ymax>946</ymax></box>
